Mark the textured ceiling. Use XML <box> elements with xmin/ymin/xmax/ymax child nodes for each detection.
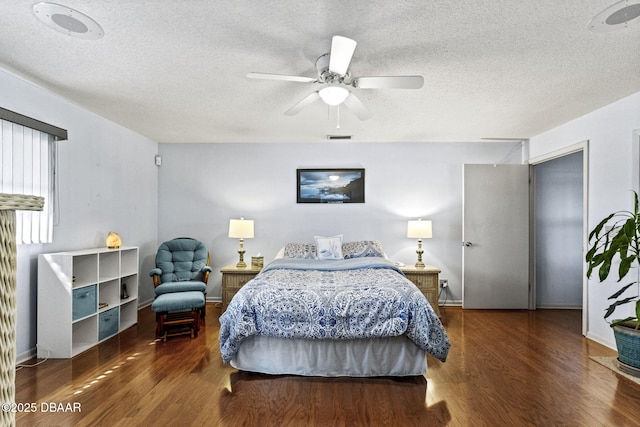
<box><xmin>0</xmin><ymin>1</ymin><xmax>638</xmax><ymax>143</ymax></box>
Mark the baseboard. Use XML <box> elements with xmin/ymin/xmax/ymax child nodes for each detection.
<box><xmin>16</xmin><ymin>347</ymin><xmax>37</xmax><ymax>365</ymax></box>
<box><xmin>586</xmin><ymin>331</ymin><xmax>616</xmax><ymax>351</ymax></box>
<box><xmin>439</xmin><ymin>300</ymin><xmax>462</xmax><ymax>307</ymax></box>
<box><xmin>536</xmin><ymin>304</ymin><xmax>582</xmax><ymax>309</ymax></box>
<box><xmin>436</xmin><ymin>302</ymin><xmax>581</xmax><ymax>309</ymax></box>
<box><xmin>138</xmin><ymin>298</ymin><xmax>153</xmax><ymax>309</ymax></box>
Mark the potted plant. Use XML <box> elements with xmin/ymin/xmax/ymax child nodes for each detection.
<box><xmin>586</xmin><ymin>191</ymin><xmax>640</xmax><ymax>371</ymax></box>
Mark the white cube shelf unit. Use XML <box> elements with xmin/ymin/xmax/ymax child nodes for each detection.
<box><xmin>37</xmin><ymin>246</ymin><xmax>139</xmax><ymax>358</ymax></box>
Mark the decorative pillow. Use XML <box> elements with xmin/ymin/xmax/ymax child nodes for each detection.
<box><xmin>342</xmin><ymin>240</ymin><xmax>386</xmax><ymax>259</ymax></box>
<box><xmin>283</xmin><ymin>242</ymin><xmax>317</xmax><ymax>259</ymax></box>
<box><xmin>315</xmin><ymin>235</ymin><xmax>344</xmax><ymax>260</ymax></box>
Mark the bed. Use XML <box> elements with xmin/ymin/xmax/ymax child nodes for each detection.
<box><xmin>219</xmin><ymin>240</ymin><xmax>450</xmax><ymax>377</ymax></box>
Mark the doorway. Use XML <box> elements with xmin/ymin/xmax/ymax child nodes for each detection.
<box><xmin>533</xmin><ymin>151</ymin><xmax>583</xmax><ymax>307</ymax></box>
<box><xmin>530</xmin><ymin>141</ymin><xmax>588</xmax><ymax>335</ymax></box>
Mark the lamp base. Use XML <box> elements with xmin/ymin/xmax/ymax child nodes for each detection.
<box><xmin>415</xmin><ymin>240</ymin><xmax>425</xmax><ymax>269</ymax></box>
<box><xmin>236</xmin><ymin>243</ymin><xmax>246</xmax><ymax>268</ymax></box>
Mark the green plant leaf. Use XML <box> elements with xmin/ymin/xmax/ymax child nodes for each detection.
<box><xmin>588</xmin><ymin>191</ymin><xmax>640</xmax><ymax>321</ymax></box>
<box><xmin>605</xmin><ymin>305</ymin><xmax>618</xmax><ymax>319</ymax></box>
<box><xmin>587</xmin><ymin>252</ymin><xmax>605</xmax><ymax>278</ymax></box>
<box><xmin>585</xmin><ymin>244</ymin><xmax>599</xmax><ymax>263</ymax></box>
<box><xmin>609</xmin><ymin>281</ymin><xmax>638</xmax><ymax>299</ymax></box>
<box><xmin>611</xmin><ymin>316</ymin><xmax>636</xmax><ymax>327</ymax></box>
<box><xmin>591</xmin><ymin>253</ymin><xmax>604</xmax><ymax>265</ymax></box>
<box><xmin>598</xmin><ymin>259</ymin><xmax>611</xmax><ymax>282</ymax></box>
<box><xmin>605</xmin><ymin>296</ymin><xmax>638</xmax><ymax>319</ymax></box>
<box><xmin>618</xmin><ymin>238</ymin><xmax>629</xmax><ymax>262</ymax></box>
<box><xmin>599</xmin><ymin>235</ymin><xmax>625</xmax><ymax>282</ymax></box>
<box><xmin>624</xmin><ymin>217</ymin><xmax>636</xmax><ymax>237</ymax></box>
<box><xmin>586</xmin><ymin>261</ymin><xmax>594</xmax><ymax>278</ymax></box>
<box><xmin>588</xmin><ymin>213</ymin><xmax>615</xmax><ymax>240</ymax></box>
<box><xmin>618</xmin><ymin>255</ymin><xmax>635</xmax><ymax>280</ymax></box>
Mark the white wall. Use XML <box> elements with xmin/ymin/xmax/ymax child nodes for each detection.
<box><xmin>530</xmin><ymin>91</ymin><xmax>640</xmax><ymax>348</ymax></box>
<box><xmin>157</xmin><ymin>141</ymin><xmax>522</xmax><ymax>305</ymax></box>
<box><xmin>0</xmin><ymin>69</ymin><xmax>159</xmax><ymax>362</ymax></box>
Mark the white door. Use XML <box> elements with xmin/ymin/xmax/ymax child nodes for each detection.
<box><xmin>463</xmin><ymin>164</ymin><xmax>530</xmax><ymax>309</ymax></box>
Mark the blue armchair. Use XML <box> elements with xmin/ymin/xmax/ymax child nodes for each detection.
<box><xmin>151</xmin><ymin>238</ymin><xmax>211</xmax><ymax>295</ymax></box>
<box><xmin>150</xmin><ymin>238</ymin><xmax>211</xmax><ymax>339</ymax></box>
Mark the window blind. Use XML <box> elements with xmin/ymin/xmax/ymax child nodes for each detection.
<box><xmin>0</xmin><ymin>119</ymin><xmax>56</xmax><ymax>244</ymax></box>
<box><xmin>0</xmin><ymin>107</ymin><xmax>67</xmax><ymax>140</ymax></box>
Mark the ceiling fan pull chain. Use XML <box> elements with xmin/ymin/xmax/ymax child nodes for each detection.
<box><xmin>336</xmin><ymin>105</ymin><xmax>341</xmax><ymax>129</ymax></box>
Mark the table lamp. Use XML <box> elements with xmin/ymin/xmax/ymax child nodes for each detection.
<box><xmin>228</xmin><ymin>218</ymin><xmax>254</xmax><ymax>268</ymax></box>
<box><xmin>407</xmin><ymin>218</ymin><xmax>432</xmax><ymax>268</ymax></box>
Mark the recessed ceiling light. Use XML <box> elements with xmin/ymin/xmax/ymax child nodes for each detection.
<box><xmin>32</xmin><ymin>2</ymin><xmax>104</xmax><ymax>40</ymax></box>
<box><xmin>589</xmin><ymin>0</ymin><xmax>640</xmax><ymax>32</ymax></box>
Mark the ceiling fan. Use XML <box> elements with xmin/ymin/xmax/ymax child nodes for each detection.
<box><xmin>247</xmin><ymin>36</ymin><xmax>424</xmax><ymax>121</ymax></box>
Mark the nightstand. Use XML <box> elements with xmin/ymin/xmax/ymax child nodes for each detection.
<box><xmin>400</xmin><ymin>265</ymin><xmax>441</xmax><ymax>317</ymax></box>
<box><xmin>220</xmin><ymin>264</ymin><xmax>262</xmax><ymax>313</ymax></box>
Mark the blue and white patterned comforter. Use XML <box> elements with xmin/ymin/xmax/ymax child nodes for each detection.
<box><xmin>219</xmin><ymin>257</ymin><xmax>450</xmax><ymax>363</ymax></box>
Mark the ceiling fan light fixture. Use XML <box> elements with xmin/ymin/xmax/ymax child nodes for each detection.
<box><xmin>318</xmin><ymin>86</ymin><xmax>349</xmax><ymax>106</ymax></box>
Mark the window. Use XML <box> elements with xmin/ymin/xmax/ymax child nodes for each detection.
<box><xmin>0</xmin><ymin>108</ymin><xmax>65</xmax><ymax>244</ymax></box>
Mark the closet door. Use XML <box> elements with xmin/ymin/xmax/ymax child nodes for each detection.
<box><xmin>462</xmin><ymin>164</ymin><xmax>529</xmax><ymax>309</ymax></box>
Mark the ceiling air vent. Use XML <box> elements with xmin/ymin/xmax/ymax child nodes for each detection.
<box><xmin>327</xmin><ymin>135</ymin><xmax>352</xmax><ymax>140</ymax></box>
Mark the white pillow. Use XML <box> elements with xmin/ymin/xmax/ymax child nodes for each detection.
<box><xmin>314</xmin><ymin>235</ymin><xmax>343</xmax><ymax>260</ymax></box>
<box><xmin>274</xmin><ymin>247</ymin><xmax>285</xmax><ymax>259</ymax></box>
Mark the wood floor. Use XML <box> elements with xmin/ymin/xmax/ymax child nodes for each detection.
<box><xmin>14</xmin><ymin>304</ymin><xmax>640</xmax><ymax>426</ymax></box>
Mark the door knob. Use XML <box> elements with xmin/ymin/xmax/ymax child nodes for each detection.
<box><xmin>463</xmin><ymin>241</ymin><xmax>473</xmax><ymax>247</ymax></box>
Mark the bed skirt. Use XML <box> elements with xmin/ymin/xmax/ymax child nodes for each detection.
<box><xmin>230</xmin><ymin>335</ymin><xmax>427</xmax><ymax>377</ymax></box>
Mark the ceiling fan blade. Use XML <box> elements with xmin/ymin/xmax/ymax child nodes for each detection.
<box><xmin>247</xmin><ymin>72</ymin><xmax>317</xmax><ymax>83</ymax></box>
<box><xmin>284</xmin><ymin>92</ymin><xmax>321</xmax><ymax>116</ymax></box>
<box><xmin>329</xmin><ymin>36</ymin><xmax>357</xmax><ymax>76</ymax></box>
<box><xmin>354</xmin><ymin>75</ymin><xmax>424</xmax><ymax>89</ymax></box>
<box><xmin>343</xmin><ymin>93</ymin><xmax>373</xmax><ymax>121</ymax></box>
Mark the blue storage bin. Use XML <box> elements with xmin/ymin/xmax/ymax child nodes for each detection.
<box><xmin>99</xmin><ymin>307</ymin><xmax>119</xmax><ymax>341</ymax></box>
<box><xmin>72</xmin><ymin>285</ymin><xmax>97</xmax><ymax>321</ymax></box>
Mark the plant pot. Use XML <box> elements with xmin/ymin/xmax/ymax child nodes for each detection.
<box><xmin>612</xmin><ymin>320</ymin><xmax>640</xmax><ymax>370</ymax></box>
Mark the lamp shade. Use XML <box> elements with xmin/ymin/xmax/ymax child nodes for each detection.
<box><xmin>228</xmin><ymin>218</ymin><xmax>254</xmax><ymax>239</ymax></box>
<box><xmin>407</xmin><ymin>219</ymin><xmax>432</xmax><ymax>239</ymax></box>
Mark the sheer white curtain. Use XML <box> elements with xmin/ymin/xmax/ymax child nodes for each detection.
<box><xmin>0</xmin><ymin>119</ymin><xmax>55</xmax><ymax>244</ymax></box>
